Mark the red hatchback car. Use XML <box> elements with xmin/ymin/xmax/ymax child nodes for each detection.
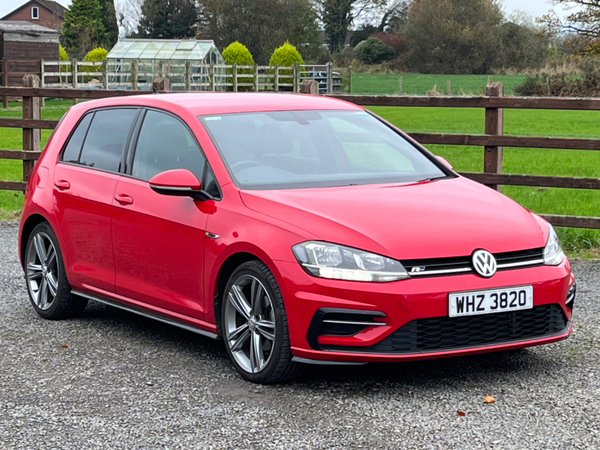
<box><xmin>19</xmin><ymin>93</ymin><xmax>575</xmax><ymax>383</ymax></box>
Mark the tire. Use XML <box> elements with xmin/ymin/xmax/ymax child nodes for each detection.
<box><xmin>24</xmin><ymin>222</ymin><xmax>87</xmax><ymax>319</ymax></box>
<box><xmin>221</xmin><ymin>260</ymin><xmax>303</xmax><ymax>384</ymax></box>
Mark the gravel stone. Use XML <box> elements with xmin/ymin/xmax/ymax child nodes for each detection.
<box><xmin>1</xmin><ymin>221</ymin><xmax>598</xmax><ymax>449</ymax></box>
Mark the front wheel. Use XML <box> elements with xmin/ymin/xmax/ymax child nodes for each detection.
<box><xmin>24</xmin><ymin>222</ymin><xmax>87</xmax><ymax>319</ymax></box>
<box><xmin>222</xmin><ymin>261</ymin><xmax>303</xmax><ymax>383</ymax></box>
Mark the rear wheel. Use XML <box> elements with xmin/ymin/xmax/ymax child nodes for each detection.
<box><xmin>24</xmin><ymin>222</ymin><xmax>87</xmax><ymax>319</ymax></box>
<box><xmin>222</xmin><ymin>261</ymin><xmax>302</xmax><ymax>383</ymax></box>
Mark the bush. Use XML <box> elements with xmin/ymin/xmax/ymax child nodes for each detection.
<box><xmin>81</xmin><ymin>47</ymin><xmax>108</xmax><ymax>76</ymax></box>
<box><xmin>354</xmin><ymin>37</ymin><xmax>394</xmax><ymax>65</ymax></box>
<box><xmin>514</xmin><ymin>59</ymin><xmax>600</xmax><ymax>97</ymax></box>
<box><xmin>223</xmin><ymin>41</ymin><xmax>254</xmax><ymax>91</ymax></box>
<box><xmin>371</xmin><ymin>32</ymin><xmax>407</xmax><ymax>56</ymax></box>
<box><xmin>269</xmin><ymin>42</ymin><xmax>304</xmax><ymax>88</ymax></box>
<box><xmin>59</xmin><ymin>45</ymin><xmax>70</xmax><ymax>72</ymax></box>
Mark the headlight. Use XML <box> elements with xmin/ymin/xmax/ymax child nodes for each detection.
<box><xmin>543</xmin><ymin>224</ymin><xmax>564</xmax><ymax>266</ymax></box>
<box><xmin>292</xmin><ymin>241</ymin><xmax>409</xmax><ymax>282</ymax></box>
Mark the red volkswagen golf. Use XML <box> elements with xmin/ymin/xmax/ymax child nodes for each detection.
<box><xmin>19</xmin><ymin>93</ymin><xmax>575</xmax><ymax>383</ymax></box>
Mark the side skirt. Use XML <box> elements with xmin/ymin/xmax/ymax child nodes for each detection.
<box><xmin>72</xmin><ymin>290</ymin><xmax>219</xmax><ymax>340</ymax></box>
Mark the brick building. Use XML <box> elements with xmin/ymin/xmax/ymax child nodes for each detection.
<box><xmin>0</xmin><ymin>1</ymin><xmax>66</xmax><ymax>31</ymax></box>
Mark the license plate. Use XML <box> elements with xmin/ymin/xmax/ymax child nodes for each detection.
<box><xmin>448</xmin><ymin>285</ymin><xmax>533</xmax><ymax>318</ymax></box>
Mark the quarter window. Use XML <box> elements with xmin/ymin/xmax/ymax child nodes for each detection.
<box><xmin>61</xmin><ymin>113</ymin><xmax>93</xmax><ymax>163</ymax></box>
<box><xmin>131</xmin><ymin>110</ymin><xmax>205</xmax><ymax>181</ymax></box>
<box><xmin>78</xmin><ymin>109</ymin><xmax>138</xmax><ymax>172</ymax></box>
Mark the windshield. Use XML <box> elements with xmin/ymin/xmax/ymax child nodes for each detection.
<box><xmin>200</xmin><ymin>110</ymin><xmax>448</xmax><ymax>190</ymax></box>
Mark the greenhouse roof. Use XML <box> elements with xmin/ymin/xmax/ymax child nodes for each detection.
<box><xmin>107</xmin><ymin>39</ymin><xmax>219</xmax><ymax>61</ymax></box>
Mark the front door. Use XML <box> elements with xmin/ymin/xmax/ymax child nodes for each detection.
<box><xmin>112</xmin><ymin>109</ymin><xmax>209</xmax><ymax>319</ymax></box>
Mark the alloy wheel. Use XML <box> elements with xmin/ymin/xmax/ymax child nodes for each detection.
<box><xmin>26</xmin><ymin>232</ymin><xmax>59</xmax><ymax>311</ymax></box>
<box><xmin>224</xmin><ymin>274</ymin><xmax>276</xmax><ymax>374</ymax></box>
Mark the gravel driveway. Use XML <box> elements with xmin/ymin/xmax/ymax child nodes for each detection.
<box><xmin>1</xmin><ymin>221</ymin><xmax>599</xmax><ymax>449</ymax></box>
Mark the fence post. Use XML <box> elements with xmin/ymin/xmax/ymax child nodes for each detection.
<box><xmin>398</xmin><ymin>77</ymin><xmax>403</xmax><ymax>95</ymax></box>
<box><xmin>293</xmin><ymin>63</ymin><xmax>299</xmax><ymax>92</ymax></box>
<box><xmin>185</xmin><ymin>61</ymin><xmax>191</xmax><ymax>91</ymax></box>
<box><xmin>102</xmin><ymin>60</ymin><xmax>108</xmax><ymax>89</ymax></box>
<box><xmin>233</xmin><ymin>63</ymin><xmax>238</xmax><ymax>92</ymax></box>
<box><xmin>446</xmin><ymin>78</ymin><xmax>451</xmax><ymax>95</ymax></box>
<box><xmin>209</xmin><ymin>63</ymin><xmax>215</xmax><ymax>91</ymax></box>
<box><xmin>22</xmin><ymin>75</ymin><xmax>41</xmax><ymax>182</ymax></box>
<box><xmin>326</xmin><ymin>62</ymin><xmax>333</xmax><ymax>95</ymax></box>
<box><xmin>131</xmin><ymin>59</ymin><xmax>138</xmax><ymax>90</ymax></box>
<box><xmin>253</xmin><ymin>64</ymin><xmax>259</xmax><ymax>92</ymax></box>
<box><xmin>71</xmin><ymin>59</ymin><xmax>78</xmax><ymax>89</ymax></box>
<box><xmin>152</xmin><ymin>76</ymin><xmax>171</xmax><ymax>92</ymax></box>
<box><xmin>348</xmin><ymin>65</ymin><xmax>352</xmax><ymax>93</ymax></box>
<box><xmin>274</xmin><ymin>64</ymin><xmax>279</xmax><ymax>92</ymax></box>
<box><xmin>1</xmin><ymin>60</ymin><xmax>7</xmax><ymax>108</ymax></box>
<box><xmin>484</xmin><ymin>81</ymin><xmax>504</xmax><ymax>191</ymax></box>
<box><xmin>39</xmin><ymin>59</ymin><xmax>45</xmax><ymax>107</ymax></box>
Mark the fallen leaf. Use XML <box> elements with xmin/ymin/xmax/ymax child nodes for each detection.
<box><xmin>60</xmin><ymin>344</ymin><xmax>68</xmax><ymax>348</ymax></box>
<box><xmin>483</xmin><ymin>395</ymin><xmax>495</xmax><ymax>404</ymax></box>
<box><xmin>457</xmin><ymin>410</ymin><xmax>466</xmax><ymax>416</ymax></box>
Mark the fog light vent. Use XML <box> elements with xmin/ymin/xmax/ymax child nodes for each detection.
<box><xmin>306</xmin><ymin>308</ymin><xmax>387</xmax><ymax>350</ymax></box>
<box><xmin>566</xmin><ymin>283</ymin><xmax>576</xmax><ymax>307</ymax></box>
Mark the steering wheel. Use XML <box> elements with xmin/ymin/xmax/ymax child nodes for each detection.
<box><xmin>231</xmin><ymin>160</ymin><xmax>261</xmax><ymax>172</ymax></box>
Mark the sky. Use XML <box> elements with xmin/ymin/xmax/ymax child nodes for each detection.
<box><xmin>0</xmin><ymin>0</ymin><xmax>578</xmax><ymax>24</ymax></box>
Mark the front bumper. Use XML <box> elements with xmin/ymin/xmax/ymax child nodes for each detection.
<box><xmin>278</xmin><ymin>258</ymin><xmax>574</xmax><ymax>363</ymax></box>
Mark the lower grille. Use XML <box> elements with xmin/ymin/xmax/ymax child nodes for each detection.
<box><xmin>321</xmin><ymin>304</ymin><xmax>568</xmax><ymax>354</ymax></box>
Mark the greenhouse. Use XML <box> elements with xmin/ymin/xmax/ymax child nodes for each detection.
<box><xmin>106</xmin><ymin>39</ymin><xmax>226</xmax><ymax>90</ymax></box>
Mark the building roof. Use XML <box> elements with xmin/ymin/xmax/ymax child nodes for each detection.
<box><xmin>0</xmin><ymin>0</ymin><xmax>67</xmax><ymax>21</ymax></box>
<box><xmin>107</xmin><ymin>39</ymin><xmax>220</xmax><ymax>61</ymax></box>
<box><xmin>0</xmin><ymin>20</ymin><xmax>59</xmax><ymax>34</ymax></box>
<box><xmin>38</xmin><ymin>0</ymin><xmax>67</xmax><ymax>18</ymax></box>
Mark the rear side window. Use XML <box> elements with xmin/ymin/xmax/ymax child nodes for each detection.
<box><xmin>62</xmin><ymin>113</ymin><xmax>93</xmax><ymax>163</ymax></box>
<box><xmin>76</xmin><ymin>109</ymin><xmax>138</xmax><ymax>172</ymax></box>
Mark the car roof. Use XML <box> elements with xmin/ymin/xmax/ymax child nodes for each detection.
<box><xmin>70</xmin><ymin>92</ymin><xmax>362</xmax><ymax>116</ymax></box>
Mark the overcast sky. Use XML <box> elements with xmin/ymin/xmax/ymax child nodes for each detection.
<box><xmin>0</xmin><ymin>0</ymin><xmax>577</xmax><ymax>24</ymax></box>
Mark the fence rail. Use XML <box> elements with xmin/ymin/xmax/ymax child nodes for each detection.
<box><xmin>1</xmin><ymin>81</ymin><xmax>600</xmax><ymax>228</ymax></box>
<box><xmin>1</xmin><ymin>60</ymin><xmax>348</xmax><ymax>94</ymax></box>
<box><xmin>330</xmin><ymin>86</ymin><xmax>600</xmax><ymax>229</ymax></box>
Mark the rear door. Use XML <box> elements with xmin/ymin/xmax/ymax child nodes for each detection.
<box><xmin>53</xmin><ymin>108</ymin><xmax>139</xmax><ymax>294</ymax></box>
<box><xmin>112</xmin><ymin>109</ymin><xmax>212</xmax><ymax>319</ymax></box>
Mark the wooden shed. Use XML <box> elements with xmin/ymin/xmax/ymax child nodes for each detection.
<box><xmin>0</xmin><ymin>20</ymin><xmax>59</xmax><ymax>86</ymax></box>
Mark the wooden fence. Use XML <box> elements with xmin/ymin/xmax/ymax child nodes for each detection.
<box><xmin>330</xmin><ymin>82</ymin><xmax>600</xmax><ymax>229</ymax></box>
<box><xmin>1</xmin><ymin>79</ymin><xmax>600</xmax><ymax>228</ymax></box>
<box><xmin>0</xmin><ymin>59</ymin><xmax>347</xmax><ymax>94</ymax></box>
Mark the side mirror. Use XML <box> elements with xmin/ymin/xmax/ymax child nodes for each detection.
<box><xmin>436</xmin><ymin>156</ymin><xmax>453</xmax><ymax>170</ymax></box>
<box><xmin>149</xmin><ymin>169</ymin><xmax>210</xmax><ymax>200</ymax></box>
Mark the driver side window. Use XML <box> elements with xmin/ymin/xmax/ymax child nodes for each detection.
<box><xmin>131</xmin><ymin>110</ymin><xmax>206</xmax><ymax>181</ymax></box>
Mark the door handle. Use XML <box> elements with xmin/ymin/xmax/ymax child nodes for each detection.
<box><xmin>115</xmin><ymin>193</ymin><xmax>134</xmax><ymax>205</ymax></box>
<box><xmin>54</xmin><ymin>180</ymin><xmax>70</xmax><ymax>190</ymax></box>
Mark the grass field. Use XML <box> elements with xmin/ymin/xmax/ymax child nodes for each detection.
<box><xmin>351</xmin><ymin>73</ymin><xmax>527</xmax><ymax>95</ymax></box>
<box><xmin>1</xmin><ymin>97</ymin><xmax>600</xmax><ymax>254</ymax></box>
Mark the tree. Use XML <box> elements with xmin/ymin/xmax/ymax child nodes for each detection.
<box><xmin>99</xmin><ymin>0</ymin><xmax>119</xmax><ymax>49</ymax></box>
<box><xmin>137</xmin><ymin>0</ymin><xmax>198</xmax><ymax>39</ymax></box>
<box><xmin>498</xmin><ymin>22</ymin><xmax>548</xmax><ymax>71</ymax></box>
<box><xmin>314</xmin><ymin>0</ymin><xmax>386</xmax><ymax>53</ymax></box>
<box><xmin>61</xmin><ymin>0</ymin><xmax>106</xmax><ymax>58</ymax></box>
<box><xmin>404</xmin><ymin>0</ymin><xmax>503</xmax><ymax>74</ymax></box>
<box><xmin>200</xmin><ymin>0</ymin><xmax>320</xmax><ymax>64</ymax></box>
<box><xmin>543</xmin><ymin>1</ymin><xmax>600</xmax><ymax>54</ymax></box>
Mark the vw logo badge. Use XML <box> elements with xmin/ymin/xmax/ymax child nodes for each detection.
<box><xmin>472</xmin><ymin>249</ymin><xmax>497</xmax><ymax>278</ymax></box>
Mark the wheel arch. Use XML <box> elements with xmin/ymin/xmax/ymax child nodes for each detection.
<box><xmin>213</xmin><ymin>252</ymin><xmax>261</xmax><ymax>338</ymax></box>
<box><xmin>19</xmin><ymin>214</ymin><xmax>50</xmax><ymax>268</ymax></box>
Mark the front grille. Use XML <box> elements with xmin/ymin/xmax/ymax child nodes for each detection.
<box><xmin>402</xmin><ymin>247</ymin><xmax>544</xmax><ymax>277</ymax></box>
<box><xmin>321</xmin><ymin>304</ymin><xmax>568</xmax><ymax>354</ymax></box>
